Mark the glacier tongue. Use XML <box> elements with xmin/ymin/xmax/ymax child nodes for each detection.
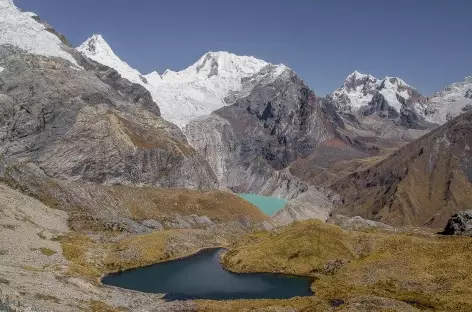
<box><xmin>0</xmin><ymin>0</ymin><xmax>77</xmax><ymax>65</ymax></box>
<box><xmin>77</xmin><ymin>35</ymin><xmax>283</xmax><ymax>128</ymax></box>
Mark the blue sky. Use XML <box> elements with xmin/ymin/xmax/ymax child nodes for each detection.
<box><xmin>15</xmin><ymin>0</ymin><xmax>472</xmax><ymax>95</ymax></box>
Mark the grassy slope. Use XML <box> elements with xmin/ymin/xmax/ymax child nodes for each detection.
<box><xmin>1</xmin><ymin>164</ymin><xmax>269</xmax><ymax>227</ymax></box>
<box><xmin>60</xmin><ymin>224</ymin><xmax>247</xmax><ymax>282</ymax></box>
<box><xmin>213</xmin><ymin>220</ymin><xmax>472</xmax><ymax>312</ymax></box>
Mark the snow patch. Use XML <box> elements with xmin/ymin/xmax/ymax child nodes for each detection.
<box><xmin>0</xmin><ymin>0</ymin><xmax>77</xmax><ymax>65</ymax></box>
<box><xmin>0</xmin><ymin>66</ymin><xmax>4</xmax><ymax>73</ymax></box>
<box><xmin>423</xmin><ymin>77</ymin><xmax>472</xmax><ymax>125</ymax></box>
<box><xmin>77</xmin><ymin>34</ymin><xmax>144</xmax><ymax>85</ymax></box>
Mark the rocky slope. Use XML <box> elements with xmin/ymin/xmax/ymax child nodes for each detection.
<box><xmin>0</xmin><ymin>44</ymin><xmax>217</xmax><ymax>190</ymax></box>
<box><xmin>185</xmin><ymin>65</ymin><xmax>341</xmax><ymax>198</ymax></box>
<box><xmin>331</xmin><ymin>110</ymin><xmax>472</xmax><ymax>228</ymax></box>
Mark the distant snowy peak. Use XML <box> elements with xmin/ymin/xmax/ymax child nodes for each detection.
<box><xmin>423</xmin><ymin>76</ymin><xmax>472</xmax><ymax>124</ymax></box>
<box><xmin>332</xmin><ymin>71</ymin><xmax>379</xmax><ymax>110</ymax></box>
<box><xmin>344</xmin><ymin>70</ymin><xmax>378</xmax><ymax>89</ymax></box>
<box><xmin>77</xmin><ymin>34</ymin><xmax>146</xmax><ymax>85</ymax></box>
<box><xmin>160</xmin><ymin>51</ymin><xmax>268</xmax><ymax>82</ymax></box>
<box><xmin>0</xmin><ymin>0</ymin><xmax>77</xmax><ymax>65</ymax></box>
<box><xmin>76</xmin><ymin>35</ymin><xmax>285</xmax><ymax>128</ymax></box>
<box><xmin>332</xmin><ymin>71</ymin><xmax>422</xmax><ymax>113</ymax></box>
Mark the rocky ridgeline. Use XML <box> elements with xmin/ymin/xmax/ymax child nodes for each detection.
<box><xmin>0</xmin><ymin>45</ymin><xmax>217</xmax><ymax>189</ymax></box>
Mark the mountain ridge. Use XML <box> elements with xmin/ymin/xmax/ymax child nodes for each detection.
<box><xmin>77</xmin><ymin>34</ymin><xmax>287</xmax><ymax>128</ymax></box>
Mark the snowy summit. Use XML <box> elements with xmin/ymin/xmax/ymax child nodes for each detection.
<box><xmin>0</xmin><ymin>0</ymin><xmax>77</xmax><ymax>65</ymax></box>
<box><xmin>77</xmin><ymin>35</ymin><xmax>285</xmax><ymax>128</ymax></box>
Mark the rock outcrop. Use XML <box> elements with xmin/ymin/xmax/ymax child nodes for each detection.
<box><xmin>443</xmin><ymin>210</ymin><xmax>472</xmax><ymax>236</ymax></box>
<box><xmin>186</xmin><ymin>66</ymin><xmax>339</xmax><ymax>198</ymax></box>
<box><xmin>327</xmin><ymin>215</ymin><xmax>394</xmax><ymax>232</ymax></box>
<box><xmin>0</xmin><ymin>46</ymin><xmax>217</xmax><ymax>189</ymax></box>
<box><xmin>272</xmin><ymin>187</ymin><xmax>335</xmax><ymax>225</ymax></box>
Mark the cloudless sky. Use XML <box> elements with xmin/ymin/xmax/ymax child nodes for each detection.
<box><xmin>15</xmin><ymin>0</ymin><xmax>472</xmax><ymax>95</ymax></box>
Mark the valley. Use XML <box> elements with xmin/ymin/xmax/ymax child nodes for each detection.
<box><xmin>0</xmin><ymin>0</ymin><xmax>472</xmax><ymax>311</ymax></box>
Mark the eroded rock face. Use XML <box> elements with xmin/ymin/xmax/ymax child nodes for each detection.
<box><xmin>272</xmin><ymin>187</ymin><xmax>335</xmax><ymax>225</ymax></box>
<box><xmin>443</xmin><ymin>211</ymin><xmax>472</xmax><ymax>236</ymax></box>
<box><xmin>186</xmin><ymin>67</ymin><xmax>338</xmax><ymax>198</ymax></box>
<box><xmin>0</xmin><ymin>46</ymin><xmax>217</xmax><ymax>189</ymax></box>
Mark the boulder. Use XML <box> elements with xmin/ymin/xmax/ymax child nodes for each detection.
<box><xmin>443</xmin><ymin>210</ymin><xmax>472</xmax><ymax>236</ymax></box>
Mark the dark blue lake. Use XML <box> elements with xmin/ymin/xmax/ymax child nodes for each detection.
<box><xmin>102</xmin><ymin>248</ymin><xmax>313</xmax><ymax>301</ymax></box>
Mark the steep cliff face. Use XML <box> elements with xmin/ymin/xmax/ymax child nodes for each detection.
<box><xmin>186</xmin><ymin>67</ymin><xmax>339</xmax><ymax>198</ymax></box>
<box><xmin>0</xmin><ymin>46</ymin><xmax>217</xmax><ymax>189</ymax></box>
<box><xmin>331</xmin><ymin>111</ymin><xmax>472</xmax><ymax>228</ymax></box>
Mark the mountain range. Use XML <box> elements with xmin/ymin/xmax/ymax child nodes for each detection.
<box><xmin>77</xmin><ymin>34</ymin><xmax>472</xmax><ymax>131</ymax></box>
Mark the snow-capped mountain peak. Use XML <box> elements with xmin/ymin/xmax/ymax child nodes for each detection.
<box><xmin>423</xmin><ymin>76</ymin><xmax>472</xmax><ymax>124</ymax></box>
<box><xmin>332</xmin><ymin>71</ymin><xmax>379</xmax><ymax>109</ymax></box>
<box><xmin>160</xmin><ymin>51</ymin><xmax>268</xmax><ymax>82</ymax></box>
<box><xmin>76</xmin><ymin>36</ymin><xmax>284</xmax><ymax>128</ymax></box>
<box><xmin>344</xmin><ymin>70</ymin><xmax>377</xmax><ymax>86</ymax></box>
<box><xmin>0</xmin><ymin>0</ymin><xmax>77</xmax><ymax>65</ymax></box>
<box><xmin>380</xmin><ymin>76</ymin><xmax>410</xmax><ymax>89</ymax></box>
<box><xmin>78</xmin><ymin>34</ymin><xmax>112</xmax><ymax>57</ymax></box>
<box><xmin>332</xmin><ymin>71</ymin><xmax>423</xmax><ymax>113</ymax></box>
<box><xmin>77</xmin><ymin>34</ymin><xmax>146</xmax><ymax>85</ymax></box>
<box><xmin>152</xmin><ymin>51</ymin><xmax>276</xmax><ymax>127</ymax></box>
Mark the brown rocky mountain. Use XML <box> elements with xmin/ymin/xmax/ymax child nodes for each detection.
<box><xmin>331</xmin><ymin>111</ymin><xmax>472</xmax><ymax>228</ymax></box>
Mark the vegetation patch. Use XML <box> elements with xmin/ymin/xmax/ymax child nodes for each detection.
<box><xmin>86</xmin><ymin>300</ymin><xmax>126</xmax><ymax>312</ymax></box>
<box><xmin>59</xmin><ymin>228</ymin><xmax>225</xmax><ymax>282</ymax></box>
<box><xmin>21</xmin><ymin>265</ymin><xmax>44</xmax><ymax>272</ymax></box>
<box><xmin>222</xmin><ymin>220</ymin><xmax>472</xmax><ymax>312</ymax></box>
<box><xmin>39</xmin><ymin>247</ymin><xmax>57</xmax><ymax>256</ymax></box>
<box><xmin>197</xmin><ymin>297</ymin><xmax>331</xmax><ymax>312</ymax></box>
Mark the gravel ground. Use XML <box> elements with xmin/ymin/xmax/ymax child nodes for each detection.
<box><xmin>0</xmin><ymin>183</ymin><xmax>197</xmax><ymax>312</ymax></box>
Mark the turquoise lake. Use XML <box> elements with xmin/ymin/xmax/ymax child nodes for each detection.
<box><xmin>237</xmin><ymin>193</ymin><xmax>287</xmax><ymax>216</ymax></box>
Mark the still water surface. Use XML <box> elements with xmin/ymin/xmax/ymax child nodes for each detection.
<box><xmin>237</xmin><ymin>193</ymin><xmax>288</xmax><ymax>215</ymax></box>
<box><xmin>102</xmin><ymin>248</ymin><xmax>313</xmax><ymax>301</ymax></box>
